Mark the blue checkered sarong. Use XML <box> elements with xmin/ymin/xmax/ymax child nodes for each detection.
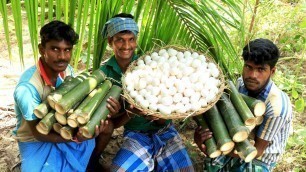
<box><xmin>203</xmin><ymin>156</ymin><xmax>276</xmax><ymax>172</ymax></box>
<box><xmin>111</xmin><ymin>125</ymin><xmax>194</xmax><ymax>172</ymax></box>
<box><xmin>102</xmin><ymin>17</ymin><xmax>139</xmax><ymax>39</ymax></box>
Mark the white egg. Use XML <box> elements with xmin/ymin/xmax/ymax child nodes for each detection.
<box><xmin>173</xmin><ymin>93</ymin><xmax>183</xmax><ymax>103</ymax></box>
<box><xmin>199</xmin><ymin>98</ymin><xmax>208</xmax><ymax>107</ymax></box>
<box><xmin>201</xmin><ymin>89</ymin><xmax>210</xmax><ymax>98</ymax></box>
<box><xmin>184</xmin><ymin>51</ymin><xmax>192</xmax><ymax>57</ymax></box>
<box><xmin>191</xmin><ymin>59</ymin><xmax>201</xmax><ymax>68</ymax></box>
<box><xmin>175</xmin><ymin>81</ymin><xmax>185</xmax><ymax>93</ymax></box>
<box><xmin>144</xmin><ymin>55</ymin><xmax>151</xmax><ymax>61</ymax></box>
<box><xmin>140</xmin><ymin>99</ymin><xmax>150</xmax><ymax>108</ymax></box>
<box><xmin>168</xmin><ymin>86</ymin><xmax>177</xmax><ymax>96</ymax></box>
<box><xmin>208</xmin><ymin>62</ymin><xmax>217</xmax><ymax>69</ymax></box>
<box><xmin>138</xmin><ymin>78</ymin><xmax>147</xmax><ymax>90</ymax></box>
<box><xmin>161</xmin><ymin>52</ymin><xmax>169</xmax><ymax>58</ymax></box>
<box><xmin>191</xmin><ymin>102</ymin><xmax>201</xmax><ymax>111</ymax></box>
<box><xmin>176</xmin><ymin>105</ymin><xmax>187</xmax><ymax>113</ymax></box>
<box><xmin>158</xmin><ymin>104</ymin><xmax>172</xmax><ymax>115</ymax></box>
<box><xmin>168</xmin><ymin>48</ymin><xmax>178</xmax><ymax>56</ymax></box>
<box><xmin>176</xmin><ymin>52</ymin><xmax>184</xmax><ymax>60</ymax></box>
<box><xmin>127</xmin><ymin>85</ymin><xmax>134</xmax><ymax>92</ymax></box>
<box><xmin>147</xmin><ymin>96</ymin><xmax>159</xmax><ymax>105</ymax></box>
<box><xmin>139</xmin><ymin>89</ymin><xmax>147</xmax><ymax>96</ymax></box>
<box><xmin>151</xmin><ymin>86</ymin><xmax>160</xmax><ymax>96</ymax></box>
<box><xmin>130</xmin><ymin>90</ymin><xmax>138</xmax><ymax>98</ymax></box>
<box><xmin>191</xmin><ymin>52</ymin><xmax>199</xmax><ymax>58</ymax></box>
<box><xmin>149</xmin><ymin>103</ymin><xmax>158</xmax><ymax>111</ymax></box>
<box><xmin>135</xmin><ymin>95</ymin><xmax>144</xmax><ymax>103</ymax></box>
<box><xmin>190</xmin><ymin>94</ymin><xmax>201</xmax><ymax>104</ymax></box>
<box><xmin>183</xmin><ymin>88</ymin><xmax>195</xmax><ymax>97</ymax></box>
<box><xmin>181</xmin><ymin>97</ymin><xmax>190</xmax><ymax>105</ymax></box>
<box><xmin>159</xmin><ymin>49</ymin><xmax>167</xmax><ymax>56</ymax></box>
<box><xmin>198</xmin><ymin>55</ymin><xmax>206</xmax><ymax>62</ymax></box>
<box><xmin>189</xmin><ymin>73</ymin><xmax>199</xmax><ymax>83</ymax></box>
<box><xmin>184</xmin><ymin>104</ymin><xmax>192</xmax><ymax>112</ymax></box>
<box><xmin>137</xmin><ymin>59</ymin><xmax>145</xmax><ymax>66</ymax></box>
<box><xmin>211</xmin><ymin>68</ymin><xmax>220</xmax><ymax>78</ymax></box>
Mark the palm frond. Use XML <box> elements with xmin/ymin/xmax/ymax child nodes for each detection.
<box><xmin>0</xmin><ymin>0</ymin><xmax>12</xmax><ymax>60</ymax></box>
<box><xmin>25</xmin><ymin>0</ymin><xmax>39</xmax><ymax>61</ymax></box>
<box><xmin>11</xmin><ymin>0</ymin><xmax>24</xmax><ymax>67</ymax></box>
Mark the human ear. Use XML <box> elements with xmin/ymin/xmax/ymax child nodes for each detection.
<box><xmin>107</xmin><ymin>37</ymin><xmax>113</xmax><ymax>47</ymax></box>
<box><xmin>271</xmin><ymin>67</ymin><xmax>276</xmax><ymax>75</ymax></box>
<box><xmin>38</xmin><ymin>44</ymin><xmax>45</xmax><ymax>57</ymax></box>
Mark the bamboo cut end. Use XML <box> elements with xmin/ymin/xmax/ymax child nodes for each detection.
<box><xmin>60</xmin><ymin>129</ymin><xmax>72</xmax><ymax>140</ymax></box>
<box><xmin>245</xmin><ymin>118</ymin><xmax>256</xmax><ymax>126</ymax></box>
<box><xmin>47</xmin><ymin>95</ymin><xmax>56</xmax><ymax>109</ymax></box>
<box><xmin>55</xmin><ymin>103</ymin><xmax>67</xmax><ymax>115</ymax></box>
<box><xmin>80</xmin><ymin>127</ymin><xmax>92</xmax><ymax>139</ymax></box>
<box><xmin>67</xmin><ymin>118</ymin><xmax>78</xmax><ymax>128</ymax></box>
<box><xmin>36</xmin><ymin>123</ymin><xmax>48</xmax><ymax>135</ymax></box>
<box><xmin>256</xmin><ymin>116</ymin><xmax>264</xmax><ymax>125</ymax></box>
<box><xmin>254</xmin><ymin>103</ymin><xmax>266</xmax><ymax>116</ymax></box>
<box><xmin>33</xmin><ymin>109</ymin><xmax>44</xmax><ymax>119</ymax></box>
<box><xmin>55</xmin><ymin>113</ymin><xmax>67</xmax><ymax>125</ymax></box>
<box><xmin>220</xmin><ymin>141</ymin><xmax>235</xmax><ymax>152</ymax></box>
<box><xmin>53</xmin><ymin>123</ymin><xmax>62</xmax><ymax>134</ymax></box>
<box><xmin>233</xmin><ymin>131</ymin><xmax>249</xmax><ymax>142</ymax></box>
<box><xmin>244</xmin><ymin>150</ymin><xmax>258</xmax><ymax>162</ymax></box>
<box><xmin>209</xmin><ymin>150</ymin><xmax>222</xmax><ymax>158</ymax></box>
<box><xmin>77</xmin><ymin>116</ymin><xmax>87</xmax><ymax>125</ymax></box>
<box><xmin>222</xmin><ymin>147</ymin><xmax>234</xmax><ymax>155</ymax></box>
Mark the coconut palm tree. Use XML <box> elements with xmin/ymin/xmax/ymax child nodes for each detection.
<box><xmin>0</xmin><ymin>0</ymin><xmax>249</xmax><ymax>80</ymax></box>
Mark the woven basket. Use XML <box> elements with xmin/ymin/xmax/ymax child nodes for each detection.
<box><xmin>122</xmin><ymin>45</ymin><xmax>225</xmax><ymax>119</ymax></box>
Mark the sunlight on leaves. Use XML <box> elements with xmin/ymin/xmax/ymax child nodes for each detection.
<box><xmin>295</xmin><ymin>98</ymin><xmax>305</xmax><ymax>113</ymax></box>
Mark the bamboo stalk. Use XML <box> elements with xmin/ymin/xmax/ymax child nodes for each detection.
<box><xmin>194</xmin><ymin>115</ymin><xmax>221</xmax><ymax>158</ymax></box>
<box><xmin>36</xmin><ymin>110</ymin><xmax>56</xmax><ymax>135</ymax></box>
<box><xmin>240</xmin><ymin>94</ymin><xmax>266</xmax><ymax>117</ymax></box>
<box><xmin>34</xmin><ymin>100</ymin><xmax>51</xmax><ymax>119</ymax></box>
<box><xmin>55</xmin><ymin>70</ymin><xmax>106</xmax><ymax>114</ymax></box>
<box><xmin>53</xmin><ymin>123</ymin><xmax>63</xmax><ymax>134</ymax></box>
<box><xmin>255</xmin><ymin>116</ymin><xmax>264</xmax><ymax>125</ymax></box>
<box><xmin>67</xmin><ymin>88</ymin><xmax>98</xmax><ymax>128</ymax></box>
<box><xmin>79</xmin><ymin>85</ymin><xmax>122</xmax><ymax>138</ymax></box>
<box><xmin>48</xmin><ymin>72</ymin><xmax>90</xmax><ymax>109</ymax></box>
<box><xmin>77</xmin><ymin>80</ymin><xmax>112</xmax><ymax>125</ymax></box>
<box><xmin>235</xmin><ymin>139</ymin><xmax>257</xmax><ymax>163</ymax></box>
<box><xmin>60</xmin><ymin>126</ymin><xmax>76</xmax><ymax>140</ymax></box>
<box><xmin>217</xmin><ymin>93</ymin><xmax>250</xmax><ymax>142</ymax></box>
<box><xmin>55</xmin><ymin>111</ymin><xmax>67</xmax><ymax>125</ymax></box>
<box><xmin>227</xmin><ymin>81</ymin><xmax>256</xmax><ymax>126</ymax></box>
<box><xmin>204</xmin><ymin>105</ymin><xmax>235</xmax><ymax>152</ymax></box>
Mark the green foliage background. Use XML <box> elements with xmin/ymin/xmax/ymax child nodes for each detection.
<box><xmin>0</xmin><ymin>0</ymin><xmax>305</xmax><ymax>171</ymax></box>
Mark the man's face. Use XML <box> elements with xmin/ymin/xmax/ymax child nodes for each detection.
<box><xmin>39</xmin><ymin>40</ymin><xmax>73</xmax><ymax>73</ymax></box>
<box><xmin>108</xmin><ymin>32</ymin><xmax>137</xmax><ymax>60</ymax></box>
<box><xmin>242</xmin><ymin>61</ymin><xmax>275</xmax><ymax>94</ymax></box>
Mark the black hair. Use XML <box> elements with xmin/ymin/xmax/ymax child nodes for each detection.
<box><xmin>112</xmin><ymin>13</ymin><xmax>134</xmax><ymax>19</ymax></box>
<box><xmin>40</xmin><ymin>20</ymin><xmax>79</xmax><ymax>47</ymax></box>
<box><xmin>242</xmin><ymin>38</ymin><xmax>280</xmax><ymax>68</ymax></box>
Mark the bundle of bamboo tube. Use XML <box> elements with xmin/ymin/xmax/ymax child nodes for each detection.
<box><xmin>34</xmin><ymin>69</ymin><xmax>122</xmax><ymax>139</ymax></box>
<box><xmin>194</xmin><ymin>80</ymin><xmax>266</xmax><ymax>162</ymax></box>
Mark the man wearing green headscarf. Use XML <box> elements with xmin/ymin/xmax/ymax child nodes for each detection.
<box><xmin>87</xmin><ymin>13</ymin><xmax>195</xmax><ymax>172</ymax></box>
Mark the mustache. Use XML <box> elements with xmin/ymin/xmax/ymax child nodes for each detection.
<box><xmin>244</xmin><ymin>78</ymin><xmax>259</xmax><ymax>84</ymax></box>
<box><xmin>55</xmin><ymin>60</ymin><xmax>68</xmax><ymax>63</ymax></box>
<box><xmin>119</xmin><ymin>48</ymin><xmax>133</xmax><ymax>51</ymax></box>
